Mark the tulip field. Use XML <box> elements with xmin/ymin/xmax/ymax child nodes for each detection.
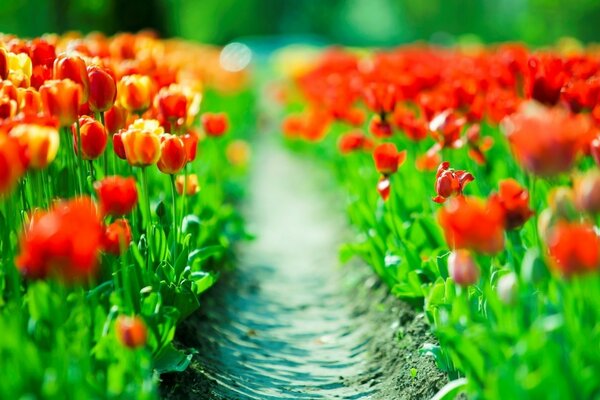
<box><xmin>1</xmin><ymin>30</ymin><xmax>600</xmax><ymax>400</ymax></box>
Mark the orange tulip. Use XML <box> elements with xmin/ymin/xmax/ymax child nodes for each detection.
<box><xmin>438</xmin><ymin>196</ymin><xmax>505</xmax><ymax>254</ymax></box>
<box><xmin>71</xmin><ymin>116</ymin><xmax>107</xmax><ymax>160</ymax></box>
<box><xmin>0</xmin><ymin>135</ymin><xmax>25</xmax><ymax>196</ymax></box>
<box><xmin>120</xmin><ymin>119</ymin><xmax>162</xmax><ymax>166</ymax></box>
<box><xmin>53</xmin><ymin>53</ymin><xmax>89</xmax><ymax>103</ymax></box>
<box><xmin>9</xmin><ymin>124</ymin><xmax>60</xmax><ymax>169</ymax></box>
<box><xmin>116</xmin><ymin>315</ymin><xmax>147</xmax><ymax>349</ymax></box>
<box><xmin>157</xmin><ymin>134</ymin><xmax>186</xmax><ymax>174</ymax></box>
<box><xmin>547</xmin><ymin>221</ymin><xmax>600</xmax><ymax>277</ymax></box>
<box><xmin>175</xmin><ymin>174</ymin><xmax>199</xmax><ymax>196</ymax></box>
<box><xmin>117</xmin><ymin>74</ymin><xmax>153</xmax><ymax>113</ymax></box>
<box><xmin>102</xmin><ymin>219</ymin><xmax>132</xmax><ymax>255</ymax></box>
<box><xmin>17</xmin><ymin>87</ymin><xmax>42</xmax><ymax>115</ymax></box>
<box><xmin>39</xmin><ymin>79</ymin><xmax>82</xmax><ymax>127</ymax></box>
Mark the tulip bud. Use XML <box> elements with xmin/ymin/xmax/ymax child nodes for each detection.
<box><xmin>121</xmin><ymin>119</ymin><xmax>163</xmax><ymax>166</ymax></box>
<box><xmin>39</xmin><ymin>79</ymin><xmax>82</xmax><ymax>127</ymax></box>
<box><xmin>94</xmin><ymin>176</ymin><xmax>138</xmax><ymax>216</ymax></box>
<box><xmin>182</xmin><ymin>130</ymin><xmax>199</xmax><ymax>163</ymax></box>
<box><xmin>9</xmin><ymin>124</ymin><xmax>60</xmax><ymax>169</ymax></box>
<box><xmin>574</xmin><ymin>170</ymin><xmax>600</xmax><ymax>214</ymax></box>
<box><xmin>226</xmin><ymin>140</ymin><xmax>251</xmax><ymax>167</ymax></box>
<box><xmin>102</xmin><ymin>219</ymin><xmax>132</xmax><ymax>255</ymax></box>
<box><xmin>497</xmin><ymin>273</ymin><xmax>518</xmax><ymax>305</ymax></box>
<box><xmin>201</xmin><ymin>112</ymin><xmax>229</xmax><ymax>137</ymax></box>
<box><xmin>87</xmin><ymin>65</ymin><xmax>116</xmax><ymax>112</ymax></box>
<box><xmin>7</xmin><ymin>52</ymin><xmax>33</xmax><ymax>88</ymax></box>
<box><xmin>372</xmin><ymin>143</ymin><xmax>406</xmax><ymax>176</ymax></box>
<box><xmin>117</xmin><ymin>74</ymin><xmax>153</xmax><ymax>113</ymax></box>
<box><xmin>448</xmin><ymin>249</ymin><xmax>480</xmax><ymax>287</ymax></box>
<box><xmin>104</xmin><ymin>104</ymin><xmax>127</xmax><ymax>135</ymax></box>
<box><xmin>175</xmin><ymin>174</ymin><xmax>199</xmax><ymax>196</ymax></box>
<box><xmin>53</xmin><ymin>53</ymin><xmax>89</xmax><ymax>103</ymax></box>
<box><xmin>72</xmin><ymin>116</ymin><xmax>107</xmax><ymax>160</ymax></box>
<box><xmin>116</xmin><ymin>315</ymin><xmax>147</xmax><ymax>349</ymax></box>
<box><xmin>157</xmin><ymin>134</ymin><xmax>186</xmax><ymax>174</ymax></box>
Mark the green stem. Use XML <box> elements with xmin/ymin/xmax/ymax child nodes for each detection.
<box><xmin>170</xmin><ymin>174</ymin><xmax>178</xmax><ymax>265</ymax></box>
<box><xmin>75</xmin><ymin>120</ymin><xmax>86</xmax><ymax>195</ymax></box>
<box><xmin>140</xmin><ymin>167</ymin><xmax>152</xmax><ymax>267</ymax></box>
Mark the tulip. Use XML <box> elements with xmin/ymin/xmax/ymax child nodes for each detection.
<box><xmin>0</xmin><ymin>135</ymin><xmax>25</xmax><ymax>196</ymax></box>
<box><xmin>376</xmin><ymin>176</ymin><xmax>391</xmax><ymax>201</ymax></box>
<box><xmin>494</xmin><ymin>179</ymin><xmax>534</xmax><ymax>229</ymax></box>
<box><xmin>157</xmin><ymin>134</ymin><xmax>186</xmax><ymax>174</ymax></box>
<box><xmin>53</xmin><ymin>53</ymin><xmax>89</xmax><ymax>103</ymax></box>
<box><xmin>116</xmin><ymin>316</ymin><xmax>147</xmax><ymax>349</ymax></box>
<box><xmin>201</xmin><ymin>112</ymin><xmax>229</xmax><ymax>137</ymax></box>
<box><xmin>363</xmin><ymin>82</ymin><xmax>397</xmax><ymax>114</ymax></box>
<box><xmin>87</xmin><ymin>65</ymin><xmax>116</xmax><ymax>112</ymax></box>
<box><xmin>432</xmin><ymin>161</ymin><xmax>474</xmax><ymax>204</ymax></box>
<box><xmin>102</xmin><ymin>219</ymin><xmax>132</xmax><ymax>255</ymax></box>
<box><xmin>338</xmin><ymin>130</ymin><xmax>373</xmax><ymax>154</ymax></box>
<box><xmin>372</xmin><ymin>143</ymin><xmax>406</xmax><ymax>176</ymax></box>
<box><xmin>369</xmin><ymin>114</ymin><xmax>393</xmax><ymax>138</ymax></box>
<box><xmin>155</xmin><ymin>85</ymin><xmax>188</xmax><ymax>122</ymax></box>
<box><xmin>448</xmin><ymin>250</ymin><xmax>480</xmax><ymax>287</ymax></box>
<box><xmin>181</xmin><ymin>130</ymin><xmax>199</xmax><ymax>163</ymax></box>
<box><xmin>39</xmin><ymin>79</ymin><xmax>82</xmax><ymax>127</ymax></box>
<box><xmin>525</xmin><ymin>54</ymin><xmax>565</xmax><ymax>106</ymax></box>
<box><xmin>30</xmin><ymin>39</ymin><xmax>56</xmax><ymax>68</ymax></box>
<box><xmin>0</xmin><ymin>48</ymin><xmax>8</xmax><ymax>80</ymax></box>
<box><xmin>547</xmin><ymin>221</ymin><xmax>600</xmax><ymax>277</ymax></box>
<box><xmin>574</xmin><ymin>171</ymin><xmax>600</xmax><ymax>214</ymax></box>
<box><xmin>7</xmin><ymin>52</ymin><xmax>32</xmax><ymax>87</ymax></box>
<box><xmin>438</xmin><ymin>196</ymin><xmax>505</xmax><ymax>254</ymax></box>
<box><xmin>117</xmin><ymin>74</ymin><xmax>153</xmax><ymax>113</ymax></box>
<box><xmin>591</xmin><ymin>136</ymin><xmax>600</xmax><ymax>167</ymax></box>
<box><xmin>175</xmin><ymin>174</ymin><xmax>199</xmax><ymax>196</ymax></box>
<box><xmin>104</xmin><ymin>104</ymin><xmax>128</xmax><ymax>135</ymax></box>
<box><xmin>226</xmin><ymin>140</ymin><xmax>251</xmax><ymax>167</ymax></box>
<box><xmin>16</xmin><ymin>197</ymin><xmax>102</xmax><ymax>281</ymax></box>
<box><xmin>112</xmin><ymin>130</ymin><xmax>127</xmax><ymax>160</ymax></box>
<box><xmin>17</xmin><ymin>87</ymin><xmax>42</xmax><ymax>115</ymax></box>
<box><xmin>120</xmin><ymin>119</ymin><xmax>163</xmax><ymax>167</ymax></box>
<box><xmin>72</xmin><ymin>116</ymin><xmax>107</xmax><ymax>160</ymax></box>
<box><xmin>94</xmin><ymin>175</ymin><xmax>138</xmax><ymax>217</ymax></box>
<box><xmin>9</xmin><ymin>124</ymin><xmax>60</xmax><ymax>169</ymax></box>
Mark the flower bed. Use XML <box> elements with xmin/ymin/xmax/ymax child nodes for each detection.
<box><xmin>277</xmin><ymin>43</ymin><xmax>600</xmax><ymax>399</ymax></box>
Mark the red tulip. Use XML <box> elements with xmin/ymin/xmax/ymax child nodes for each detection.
<box><xmin>547</xmin><ymin>221</ymin><xmax>600</xmax><ymax>277</ymax></box>
<box><xmin>201</xmin><ymin>112</ymin><xmax>229</xmax><ymax>137</ymax></box>
<box><xmin>376</xmin><ymin>176</ymin><xmax>391</xmax><ymax>201</ymax></box>
<box><xmin>53</xmin><ymin>53</ymin><xmax>89</xmax><ymax>103</ymax></box>
<box><xmin>494</xmin><ymin>179</ymin><xmax>533</xmax><ymax>230</ymax></box>
<box><xmin>104</xmin><ymin>104</ymin><xmax>128</xmax><ymax>135</ymax></box>
<box><xmin>116</xmin><ymin>315</ymin><xmax>147</xmax><ymax>349</ymax></box>
<box><xmin>338</xmin><ymin>130</ymin><xmax>373</xmax><ymax>154</ymax></box>
<box><xmin>157</xmin><ymin>134</ymin><xmax>186</xmax><ymax>174</ymax></box>
<box><xmin>16</xmin><ymin>197</ymin><xmax>103</xmax><ymax>281</ymax></box>
<box><xmin>369</xmin><ymin>114</ymin><xmax>393</xmax><ymax>138</ymax></box>
<box><xmin>94</xmin><ymin>176</ymin><xmax>138</xmax><ymax>217</ymax></box>
<box><xmin>0</xmin><ymin>48</ymin><xmax>8</xmax><ymax>80</ymax></box>
<box><xmin>432</xmin><ymin>162</ymin><xmax>474</xmax><ymax>204</ymax></box>
<box><xmin>87</xmin><ymin>65</ymin><xmax>116</xmax><ymax>113</ymax></box>
<box><xmin>0</xmin><ymin>134</ymin><xmax>25</xmax><ymax>196</ymax></box>
<box><xmin>525</xmin><ymin>54</ymin><xmax>566</xmax><ymax>106</ymax></box>
<box><xmin>39</xmin><ymin>79</ymin><xmax>82</xmax><ymax>127</ymax></box>
<box><xmin>181</xmin><ymin>130</ymin><xmax>199</xmax><ymax>163</ymax></box>
<box><xmin>72</xmin><ymin>116</ymin><xmax>107</xmax><ymax>160</ymax></box>
<box><xmin>102</xmin><ymin>219</ymin><xmax>132</xmax><ymax>255</ymax></box>
<box><xmin>438</xmin><ymin>196</ymin><xmax>505</xmax><ymax>254</ymax></box>
<box><xmin>372</xmin><ymin>143</ymin><xmax>406</xmax><ymax>176</ymax></box>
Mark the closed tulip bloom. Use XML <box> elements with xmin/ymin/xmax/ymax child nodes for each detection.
<box><xmin>201</xmin><ymin>112</ymin><xmax>229</xmax><ymax>137</ymax></box>
<box><xmin>87</xmin><ymin>65</ymin><xmax>116</xmax><ymax>112</ymax></box>
<box><xmin>181</xmin><ymin>130</ymin><xmax>199</xmax><ymax>163</ymax></box>
<box><xmin>118</xmin><ymin>74</ymin><xmax>153</xmax><ymax>113</ymax></box>
<box><xmin>175</xmin><ymin>174</ymin><xmax>199</xmax><ymax>196</ymax></box>
<box><xmin>53</xmin><ymin>53</ymin><xmax>89</xmax><ymax>103</ymax></box>
<box><xmin>16</xmin><ymin>197</ymin><xmax>103</xmax><ymax>281</ymax></box>
<box><xmin>448</xmin><ymin>249</ymin><xmax>480</xmax><ymax>287</ymax></box>
<box><xmin>0</xmin><ymin>135</ymin><xmax>26</xmax><ymax>196</ymax></box>
<box><xmin>7</xmin><ymin>52</ymin><xmax>32</xmax><ymax>87</ymax></box>
<box><xmin>94</xmin><ymin>175</ymin><xmax>138</xmax><ymax>216</ymax></box>
<box><xmin>497</xmin><ymin>273</ymin><xmax>518</xmax><ymax>305</ymax></box>
<box><xmin>102</xmin><ymin>219</ymin><xmax>132</xmax><ymax>255</ymax></box>
<box><xmin>112</xmin><ymin>130</ymin><xmax>127</xmax><ymax>160</ymax></box>
<box><xmin>547</xmin><ymin>221</ymin><xmax>600</xmax><ymax>277</ymax></box>
<box><xmin>372</xmin><ymin>143</ymin><xmax>406</xmax><ymax>176</ymax></box>
<box><xmin>157</xmin><ymin>134</ymin><xmax>186</xmax><ymax>174</ymax></box>
<box><xmin>40</xmin><ymin>79</ymin><xmax>82</xmax><ymax>127</ymax></box>
<box><xmin>71</xmin><ymin>116</ymin><xmax>107</xmax><ymax>160</ymax></box>
<box><xmin>104</xmin><ymin>104</ymin><xmax>128</xmax><ymax>135</ymax></box>
<box><xmin>9</xmin><ymin>124</ymin><xmax>60</xmax><ymax>169</ymax></box>
<box><xmin>574</xmin><ymin>171</ymin><xmax>600</xmax><ymax>214</ymax></box>
<box><xmin>116</xmin><ymin>315</ymin><xmax>147</xmax><ymax>349</ymax></box>
<box><xmin>120</xmin><ymin>119</ymin><xmax>163</xmax><ymax>166</ymax></box>
<box><xmin>17</xmin><ymin>87</ymin><xmax>42</xmax><ymax>115</ymax></box>
<box><xmin>438</xmin><ymin>196</ymin><xmax>505</xmax><ymax>254</ymax></box>
<box><xmin>155</xmin><ymin>85</ymin><xmax>188</xmax><ymax>121</ymax></box>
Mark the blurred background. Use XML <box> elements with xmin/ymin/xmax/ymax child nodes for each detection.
<box><xmin>1</xmin><ymin>0</ymin><xmax>599</xmax><ymax>46</ymax></box>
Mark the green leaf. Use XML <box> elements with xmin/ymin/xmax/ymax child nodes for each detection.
<box><xmin>153</xmin><ymin>343</ymin><xmax>193</xmax><ymax>374</ymax></box>
<box><xmin>430</xmin><ymin>378</ymin><xmax>468</xmax><ymax>400</ymax></box>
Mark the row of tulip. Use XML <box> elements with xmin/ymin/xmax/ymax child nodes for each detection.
<box><xmin>0</xmin><ymin>32</ymin><xmax>252</xmax><ymax>398</ymax></box>
<box><xmin>278</xmin><ymin>42</ymin><xmax>600</xmax><ymax>399</ymax></box>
